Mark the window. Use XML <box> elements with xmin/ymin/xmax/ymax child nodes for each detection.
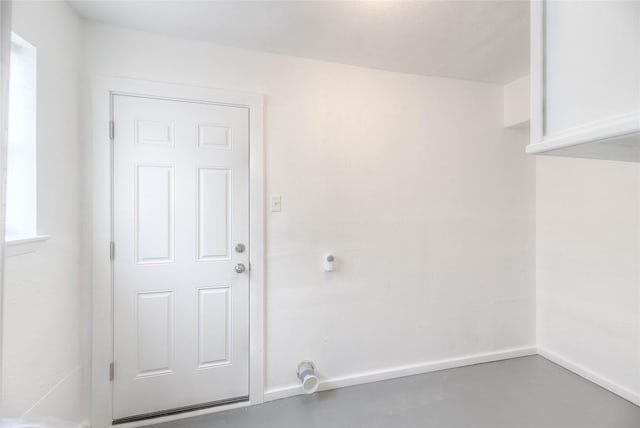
<box><xmin>5</xmin><ymin>32</ymin><xmax>46</xmax><ymax>256</ymax></box>
<box><xmin>6</xmin><ymin>33</ymin><xmax>37</xmax><ymax>242</ymax></box>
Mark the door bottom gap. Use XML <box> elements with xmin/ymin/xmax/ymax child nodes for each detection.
<box><xmin>112</xmin><ymin>396</ymin><xmax>249</xmax><ymax>425</ymax></box>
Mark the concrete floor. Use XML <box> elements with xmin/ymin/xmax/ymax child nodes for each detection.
<box><xmin>152</xmin><ymin>356</ymin><xmax>640</xmax><ymax>428</ymax></box>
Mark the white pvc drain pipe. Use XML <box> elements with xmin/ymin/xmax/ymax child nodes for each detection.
<box><xmin>297</xmin><ymin>361</ymin><xmax>319</xmax><ymax>394</ymax></box>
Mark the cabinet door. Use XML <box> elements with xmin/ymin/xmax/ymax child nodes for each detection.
<box><xmin>544</xmin><ymin>1</ymin><xmax>640</xmax><ymax>136</ymax></box>
<box><xmin>528</xmin><ymin>0</ymin><xmax>640</xmax><ymax>162</ymax></box>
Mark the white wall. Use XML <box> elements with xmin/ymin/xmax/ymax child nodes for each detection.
<box><xmin>1</xmin><ymin>0</ymin><xmax>83</xmax><ymax>423</ymax></box>
<box><xmin>503</xmin><ymin>75</ymin><xmax>530</xmax><ymax>129</ymax></box>
<box><xmin>503</xmin><ymin>70</ymin><xmax>640</xmax><ymax>405</ymax></box>
<box><xmin>82</xmin><ymin>22</ymin><xmax>536</xmax><ymax>397</ymax></box>
<box><xmin>536</xmin><ymin>156</ymin><xmax>640</xmax><ymax>403</ymax></box>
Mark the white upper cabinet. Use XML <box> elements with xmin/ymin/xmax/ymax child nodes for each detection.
<box><xmin>527</xmin><ymin>0</ymin><xmax>640</xmax><ymax>162</ymax></box>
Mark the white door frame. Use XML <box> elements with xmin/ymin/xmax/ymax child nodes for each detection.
<box><xmin>90</xmin><ymin>76</ymin><xmax>265</xmax><ymax>428</ymax></box>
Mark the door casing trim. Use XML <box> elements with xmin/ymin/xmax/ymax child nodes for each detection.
<box><xmin>90</xmin><ymin>76</ymin><xmax>265</xmax><ymax>428</ymax></box>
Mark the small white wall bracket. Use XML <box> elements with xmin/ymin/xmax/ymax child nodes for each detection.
<box><xmin>324</xmin><ymin>254</ymin><xmax>334</xmax><ymax>272</ymax></box>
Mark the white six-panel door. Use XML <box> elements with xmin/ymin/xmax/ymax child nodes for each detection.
<box><xmin>112</xmin><ymin>94</ymin><xmax>250</xmax><ymax>421</ymax></box>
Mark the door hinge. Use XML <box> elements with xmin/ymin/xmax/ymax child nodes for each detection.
<box><xmin>109</xmin><ymin>120</ymin><xmax>114</xmax><ymax>140</ymax></box>
<box><xmin>109</xmin><ymin>362</ymin><xmax>114</xmax><ymax>381</ymax></box>
<box><xmin>110</xmin><ymin>241</ymin><xmax>115</xmax><ymax>260</ymax></box>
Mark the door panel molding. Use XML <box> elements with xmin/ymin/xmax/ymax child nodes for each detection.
<box><xmin>197</xmin><ymin>167</ymin><xmax>231</xmax><ymax>262</ymax></box>
<box><xmin>91</xmin><ymin>77</ymin><xmax>264</xmax><ymax>428</ymax></box>
<box><xmin>135</xmin><ymin>164</ymin><xmax>175</xmax><ymax>265</ymax></box>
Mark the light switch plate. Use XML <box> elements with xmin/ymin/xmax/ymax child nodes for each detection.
<box><xmin>271</xmin><ymin>195</ymin><xmax>282</xmax><ymax>212</ymax></box>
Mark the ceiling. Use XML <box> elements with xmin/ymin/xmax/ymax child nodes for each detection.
<box><xmin>68</xmin><ymin>0</ymin><xmax>530</xmax><ymax>84</ymax></box>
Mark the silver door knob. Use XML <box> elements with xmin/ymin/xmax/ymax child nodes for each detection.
<box><xmin>235</xmin><ymin>263</ymin><xmax>246</xmax><ymax>274</ymax></box>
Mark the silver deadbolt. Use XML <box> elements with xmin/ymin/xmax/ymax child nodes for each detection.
<box><xmin>235</xmin><ymin>243</ymin><xmax>246</xmax><ymax>253</ymax></box>
<box><xmin>235</xmin><ymin>263</ymin><xmax>246</xmax><ymax>274</ymax></box>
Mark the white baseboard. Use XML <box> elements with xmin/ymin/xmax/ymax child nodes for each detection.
<box><xmin>264</xmin><ymin>346</ymin><xmax>537</xmax><ymax>402</ymax></box>
<box><xmin>537</xmin><ymin>347</ymin><xmax>640</xmax><ymax>407</ymax></box>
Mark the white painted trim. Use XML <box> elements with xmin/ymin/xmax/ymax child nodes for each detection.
<box><xmin>90</xmin><ymin>76</ymin><xmax>264</xmax><ymax>428</ymax></box>
<box><xmin>264</xmin><ymin>346</ymin><xmax>537</xmax><ymax>402</ymax></box>
<box><xmin>537</xmin><ymin>347</ymin><xmax>640</xmax><ymax>407</ymax></box>
<box><xmin>526</xmin><ymin>110</ymin><xmax>640</xmax><ymax>155</ymax></box>
<box><xmin>5</xmin><ymin>235</ymin><xmax>50</xmax><ymax>257</ymax></box>
<box><xmin>0</xmin><ymin>0</ymin><xmax>12</xmax><ymax>401</ymax></box>
<box><xmin>529</xmin><ymin>0</ymin><xmax>544</xmax><ymax>146</ymax></box>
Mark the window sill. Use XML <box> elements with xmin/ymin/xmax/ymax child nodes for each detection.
<box><xmin>5</xmin><ymin>235</ymin><xmax>50</xmax><ymax>257</ymax></box>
